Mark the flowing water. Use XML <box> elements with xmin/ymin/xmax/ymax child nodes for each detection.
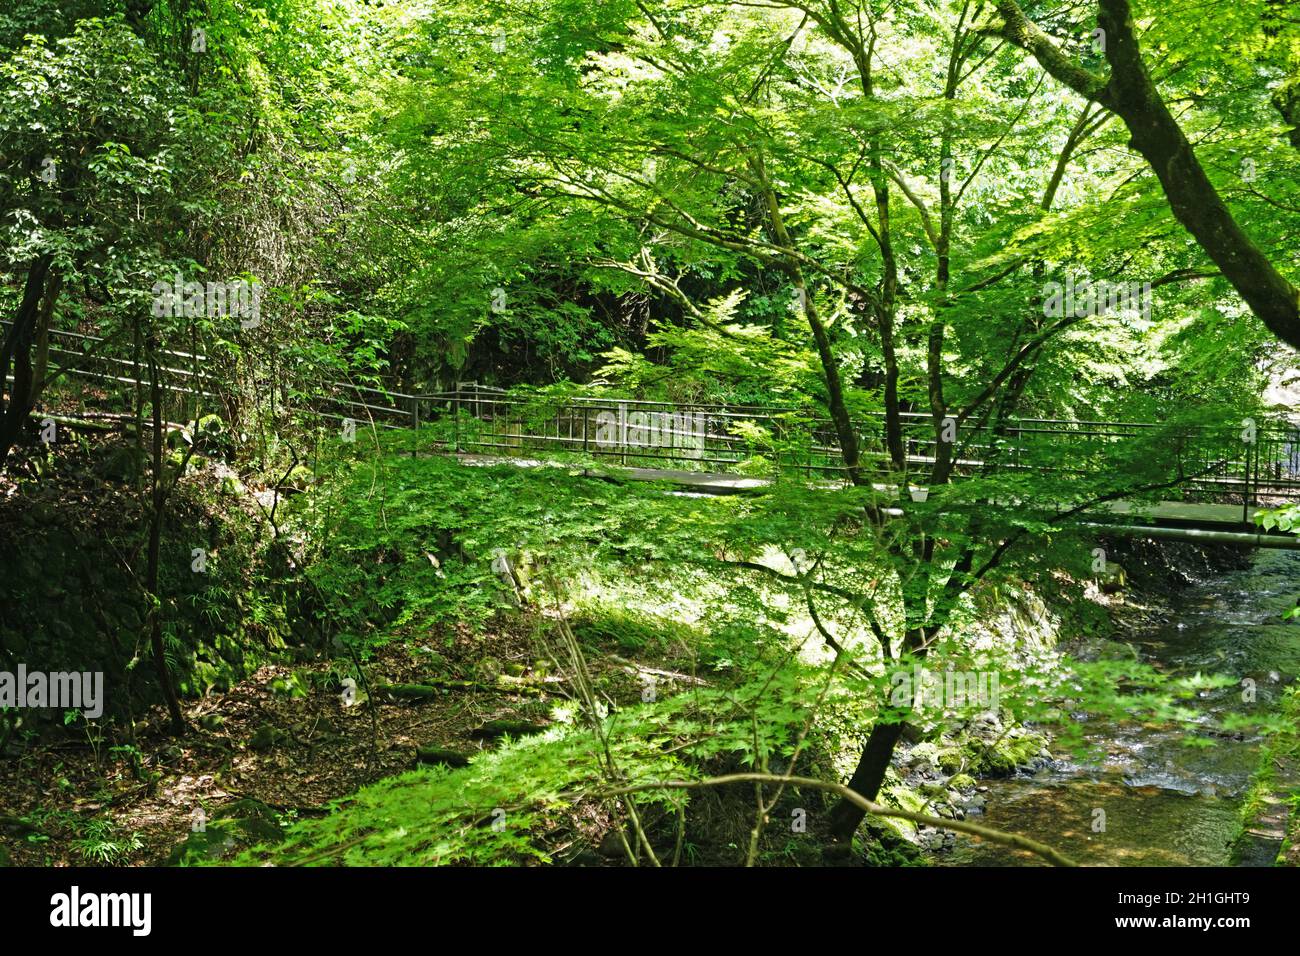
<box><xmin>943</xmin><ymin>549</ymin><xmax>1300</xmax><ymax>866</ymax></box>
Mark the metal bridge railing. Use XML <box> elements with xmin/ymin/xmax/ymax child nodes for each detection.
<box><xmin>431</xmin><ymin>384</ymin><xmax>1300</xmax><ymax>509</ymax></box>
<box><xmin>14</xmin><ymin>337</ymin><xmax>1300</xmax><ymax>510</ymax></box>
<box><xmin>6</xmin><ymin>320</ymin><xmax>422</xmax><ymax>434</ymax></box>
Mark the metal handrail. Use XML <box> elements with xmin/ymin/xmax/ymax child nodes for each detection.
<box><xmin>16</xmin><ymin>342</ymin><xmax>1300</xmax><ymax>507</ymax></box>
<box><xmin>430</xmin><ymin>385</ymin><xmax>1300</xmax><ymax>506</ymax></box>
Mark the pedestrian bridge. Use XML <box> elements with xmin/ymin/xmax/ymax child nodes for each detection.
<box><xmin>15</xmin><ymin>317</ymin><xmax>1300</xmax><ymax>549</ymax></box>
<box><xmin>408</xmin><ymin>385</ymin><xmax>1300</xmax><ymax>549</ymax></box>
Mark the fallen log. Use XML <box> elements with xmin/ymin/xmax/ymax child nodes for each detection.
<box><xmin>470</xmin><ymin>719</ymin><xmax>550</xmax><ymax>739</ymax></box>
<box><xmin>375</xmin><ymin>678</ymin><xmax>550</xmax><ymax>700</ymax></box>
<box><xmin>376</xmin><ymin>683</ymin><xmax>442</xmax><ymax>700</ymax></box>
<box><xmin>28</xmin><ymin>410</ymin><xmax>190</xmax><ymax>434</ymax></box>
<box><xmin>415</xmin><ymin>746</ymin><xmax>471</xmax><ymax>768</ymax></box>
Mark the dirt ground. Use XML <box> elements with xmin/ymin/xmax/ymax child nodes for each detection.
<box><xmin>0</xmin><ymin>615</ymin><xmax>622</xmax><ymax>866</ymax></box>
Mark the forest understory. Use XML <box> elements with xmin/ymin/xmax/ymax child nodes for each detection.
<box><xmin>2</xmin><ymin>421</ymin><xmax>1282</xmax><ymax>868</ymax></box>
<box><xmin>4</xmin><ymin>0</ymin><xmax>1300</xmax><ymax>884</ymax></box>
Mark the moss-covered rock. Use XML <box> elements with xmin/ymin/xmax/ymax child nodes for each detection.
<box><xmin>874</xmin><ymin>783</ymin><xmax>930</xmax><ymax>843</ymax></box>
<box><xmin>904</xmin><ymin>742</ymin><xmax>941</xmax><ymax>768</ymax></box>
<box><xmin>961</xmin><ymin>728</ymin><xmax>1049</xmax><ymax>776</ymax></box>
<box><xmin>936</xmin><ymin>747</ymin><xmax>965</xmax><ymax>773</ymax></box>
<box><xmin>861</xmin><ymin>828</ymin><xmax>927</xmax><ymax>866</ymax></box>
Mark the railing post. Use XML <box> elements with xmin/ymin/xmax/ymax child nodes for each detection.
<box><xmin>410</xmin><ymin>394</ymin><xmax>419</xmax><ymax>459</ymax></box>
<box><xmin>453</xmin><ymin>388</ymin><xmax>461</xmax><ymax>454</ymax></box>
<box><xmin>1251</xmin><ymin>434</ymin><xmax>1259</xmax><ymax>515</ymax></box>
<box><xmin>1242</xmin><ymin>434</ymin><xmax>1253</xmax><ymax>525</ymax></box>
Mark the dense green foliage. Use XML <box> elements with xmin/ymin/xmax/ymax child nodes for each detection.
<box><xmin>3</xmin><ymin>0</ymin><xmax>1299</xmax><ymax>869</ymax></box>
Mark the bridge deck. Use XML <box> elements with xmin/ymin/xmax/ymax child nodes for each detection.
<box><xmin>457</xmin><ymin>454</ymin><xmax>1300</xmax><ymax>547</ymax></box>
<box><xmin>1093</xmin><ymin>499</ymin><xmax>1258</xmax><ymax>528</ymax></box>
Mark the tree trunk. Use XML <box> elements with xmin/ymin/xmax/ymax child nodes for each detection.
<box><xmin>752</xmin><ymin>154</ymin><xmax>864</xmax><ymax>483</ymax></box>
<box><xmin>994</xmin><ymin>0</ymin><xmax>1300</xmax><ymax>350</ymax></box>
<box><xmin>827</xmin><ymin>625</ymin><xmax>929</xmax><ymax>841</ymax></box>
<box><xmin>145</xmin><ymin>338</ymin><xmax>186</xmax><ymax>735</ymax></box>
<box><xmin>827</xmin><ymin>718</ymin><xmax>909</xmax><ymax>840</ymax></box>
<box><xmin>0</xmin><ymin>255</ymin><xmax>54</xmax><ymax>469</ymax></box>
<box><xmin>29</xmin><ymin>272</ymin><xmax>63</xmax><ymax>407</ymax></box>
<box><xmin>1096</xmin><ymin>0</ymin><xmax>1300</xmax><ymax>347</ymax></box>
